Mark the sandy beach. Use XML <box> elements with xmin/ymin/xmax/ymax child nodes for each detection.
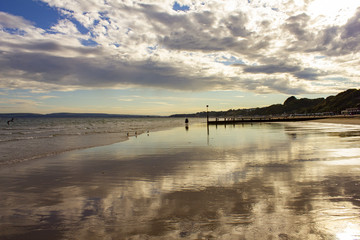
<box><xmin>313</xmin><ymin>115</ymin><xmax>360</xmax><ymax>125</ymax></box>
<box><xmin>1</xmin><ymin>121</ymin><xmax>360</xmax><ymax>239</ymax></box>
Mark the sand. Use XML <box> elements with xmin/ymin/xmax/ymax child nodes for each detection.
<box><xmin>1</xmin><ymin>120</ymin><xmax>360</xmax><ymax>239</ymax></box>
<box><xmin>313</xmin><ymin>115</ymin><xmax>360</xmax><ymax>125</ymax></box>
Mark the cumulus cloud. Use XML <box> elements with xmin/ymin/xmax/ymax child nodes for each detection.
<box><xmin>0</xmin><ymin>0</ymin><xmax>359</xmax><ymax>95</ymax></box>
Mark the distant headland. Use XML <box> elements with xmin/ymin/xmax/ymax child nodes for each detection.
<box><xmin>171</xmin><ymin>89</ymin><xmax>360</xmax><ymax>118</ymax></box>
<box><xmin>0</xmin><ymin>113</ymin><xmax>163</xmax><ymax>118</ymax></box>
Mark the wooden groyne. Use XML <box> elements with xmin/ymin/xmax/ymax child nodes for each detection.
<box><xmin>207</xmin><ymin>116</ymin><xmax>327</xmax><ymax>125</ymax></box>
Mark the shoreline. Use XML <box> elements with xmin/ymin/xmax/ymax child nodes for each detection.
<box><xmin>0</xmin><ymin>118</ymin><xmax>202</xmax><ymax>167</ymax></box>
<box><xmin>208</xmin><ymin>115</ymin><xmax>360</xmax><ymax>125</ymax></box>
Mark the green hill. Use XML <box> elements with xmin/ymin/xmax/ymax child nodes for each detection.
<box><xmin>171</xmin><ymin>89</ymin><xmax>360</xmax><ymax>118</ymax></box>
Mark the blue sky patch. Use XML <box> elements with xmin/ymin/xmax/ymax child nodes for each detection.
<box><xmin>80</xmin><ymin>39</ymin><xmax>98</xmax><ymax>47</ymax></box>
<box><xmin>99</xmin><ymin>12</ymin><xmax>110</xmax><ymax>22</ymax></box>
<box><xmin>147</xmin><ymin>45</ymin><xmax>158</xmax><ymax>53</ymax></box>
<box><xmin>71</xmin><ymin>18</ymin><xmax>90</xmax><ymax>34</ymax></box>
<box><xmin>172</xmin><ymin>2</ymin><xmax>190</xmax><ymax>12</ymax></box>
<box><xmin>3</xmin><ymin>28</ymin><xmax>27</xmax><ymax>36</ymax></box>
<box><xmin>327</xmin><ymin>77</ymin><xmax>349</xmax><ymax>81</ymax></box>
<box><xmin>0</xmin><ymin>0</ymin><xmax>62</xmax><ymax>29</ymax></box>
<box><xmin>216</xmin><ymin>56</ymin><xmax>245</xmax><ymax>66</ymax></box>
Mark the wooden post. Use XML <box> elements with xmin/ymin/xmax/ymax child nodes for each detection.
<box><xmin>206</xmin><ymin>105</ymin><xmax>209</xmax><ymax>124</ymax></box>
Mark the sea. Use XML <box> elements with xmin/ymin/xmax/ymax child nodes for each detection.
<box><xmin>0</xmin><ymin>117</ymin><xmax>195</xmax><ymax>165</ymax></box>
<box><xmin>0</xmin><ymin>118</ymin><xmax>360</xmax><ymax>239</ymax></box>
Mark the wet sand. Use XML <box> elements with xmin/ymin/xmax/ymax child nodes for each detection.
<box><xmin>1</xmin><ymin>122</ymin><xmax>360</xmax><ymax>239</ymax></box>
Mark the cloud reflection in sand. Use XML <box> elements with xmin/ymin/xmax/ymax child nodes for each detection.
<box><xmin>0</xmin><ymin>122</ymin><xmax>360</xmax><ymax>239</ymax></box>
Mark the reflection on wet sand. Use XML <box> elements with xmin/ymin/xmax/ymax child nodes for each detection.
<box><xmin>0</xmin><ymin>122</ymin><xmax>360</xmax><ymax>239</ymax></box>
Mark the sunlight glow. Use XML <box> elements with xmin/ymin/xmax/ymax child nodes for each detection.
<box><xmin>336</xmin><ymin>224</ymin><xmax>360</xmax><ymax>240</ymax></box>
<box><xmin>308</xmin><ymin>0</ymin><xmax>358</xmax><ymax>25</ymax></box>
<box><xmin>224</xmin><ymin>1</ymin><xmax>237</xmax><ymax>11</ymax></box>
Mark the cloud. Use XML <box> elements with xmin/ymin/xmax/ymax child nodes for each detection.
<box><xmin>242</xmin><ymin>64</ymin><xmax>325</xmax><ymax>81</ymax></box>
<box><xmin>143</xmin><ymin>101</ymin><xmax>173</xmax><ymax>106</ymax></box>
<box><xmin>0</xmin><ymin>12</ymin><xmax>33</xmax><ymax>29</ymax></box>
<box><xmin>0</xmin><ymin>98</ymin><xmax>39</xmax><ymax>108</ymax></box>
<box><xmin>293</xmin><ymin>68</ymin><xmax>324</xmax><ymax>80</ymax></box>
<box><xmin>284</xmin><ymin>7</ymin><xmax>360</xmax><ymax>57</ymax></box>
<box><xmin>243</xmin><ymin>64</ymin><xmax>301</xmax><ymax>74</ymax></box>
<box><xmin>230</xmin><ymin>77</ymin><xmax>309</xmax><ymax>95</ymax></box>
<box><xmin>0</xmin><ymin>51</ymin><xmax>223</xmax><ymax>91</ymax></box>
<box><xmin>341</xmin><ymin>8</ymin><xmax>360</xmax><ymax>39</ymax></box>
<box><xmin>0</xmin><ymin>1</ymin><xmax>359</xmax><ymax>96</ymax></box>
<box><xmin>39</xmin><ymin>95</ymin><xmax>58</xmax><ymax>99</ymax></box>
<box><xmin>117</xmin><ymin>98</ymin><xmax>133</xmax><ymax>102</ymax></box>
<box><xmin>283</xmin><ymin>13</ymin><xmax>312</xmax><ymax>41</ymax></box>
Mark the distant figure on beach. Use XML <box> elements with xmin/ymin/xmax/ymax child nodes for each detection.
<box><xmin>7</xmin><ymin>118</ymin><xmax>14</xmax><ymax>125</ymax></box>
<box><xmin>185</xmin><ymin>118</ymin><xmax>189</xmax><ymax>124</ymax></box>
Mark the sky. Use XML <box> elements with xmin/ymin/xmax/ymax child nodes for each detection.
<box><xmin>0</xmin><ymin>0</ymin><xmax>359</xmax><ymax>115</ymax></box>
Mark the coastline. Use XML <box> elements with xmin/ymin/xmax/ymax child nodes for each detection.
<box><xmin>312</xmin><ymin>115</ymin><xmax>360</xmax><ymax>125</ymax></box>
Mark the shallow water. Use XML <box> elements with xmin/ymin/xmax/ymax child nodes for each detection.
<box><xmin>0</xmin><ymin>122</ymin><xmax>360</xmax><ymax>239</ymax></box>
<box><xmin>0</xmin><ymin>117</ymin><xmax>190</xmax><ymax>165</ymax></box>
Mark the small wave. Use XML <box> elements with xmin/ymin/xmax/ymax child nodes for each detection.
<box><xmin>0</xmin><ymin>135</ymin><xmax>56</xmax><ymax>143</ymax></box>
<box><xmin>0</xmin><ymin>141</ymin><xmax>119</xmax><ymax>168</ymax></box>
<box><xmin>51</xmin><ymin>132</ymin><xmax>83</xmax><ymax>137</ymax></box>
<box><xmin>20</xmin><ymin>131</ymin><xmax>33</xmax><ymax>135</ymax></box>
<box><xmin>0</xmin><ymin>132</ymin><xmax>13</xmax><ymax>135</ymax></box>
<box><xmin>0</xmin><ymin>153</ymin><xmax>60</xmax><ymax>167</ymax></box>
<box><xmin>16</xmin><ymin>136</ymin><xmax>35</xmax><ymax>140</ymax></box>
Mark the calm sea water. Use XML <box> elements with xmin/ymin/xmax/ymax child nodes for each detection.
<box><xmin>0</xmin><ymin>117</ymin><xmax>192</xmax><ymax>165</ymax></box>
<box><xmin>0</xmin><ymin>121</ymin><xmax>360</xmax><ymax>239</ymax></box>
